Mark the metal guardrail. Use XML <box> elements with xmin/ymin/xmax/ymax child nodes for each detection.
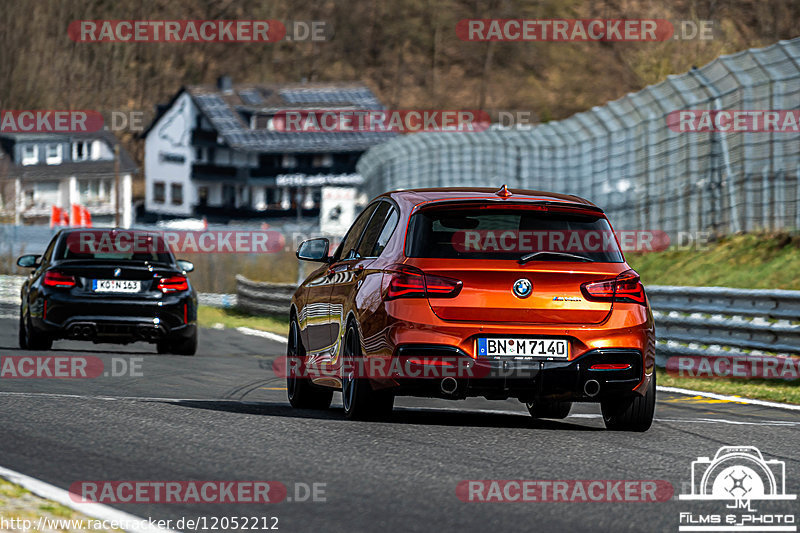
<box><xmin>648</xmin><ymin>285</ymin><xmax>800</xmax><ymax>364</ymax></box>
<box><xmin>231</xmin><ymin>277</ymin><xmax>800</xmax><ymax>365</ymax></box>
<box><xmin>5</xmin><ymin>272</ymin><xmax>798</xmax><ymax>363</ymax></box>
<box><xmin>198</xmin><ymin>293</ymin><xmax>237</xmax><ymax>309</ymax></box>
<box><xmin>0</xmin><ymin>275</ymin><xmax>24</xmax><ymax>305</ymax></box>
<box><xmin>235</xmin><ymin>274</ymin><xmax>295</xmax><ymax>317</ymax></box>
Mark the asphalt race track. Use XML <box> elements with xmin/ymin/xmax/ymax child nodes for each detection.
<box><xmin>0</xmin><ymin>304</ymin><xmax>798</xmax><ymax>532</ymax></box>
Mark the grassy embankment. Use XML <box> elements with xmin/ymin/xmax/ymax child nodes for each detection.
<box><xmin>628</xmin><ymin>232</ymin><xmax>800</xmax><ymax>404</ymax></box>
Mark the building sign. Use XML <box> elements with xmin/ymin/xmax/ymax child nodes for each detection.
<box><xmin>276</xmin><ymin>173</ymin><xmax>364</xmax><ymax>187</ymax></box>
<box><xmin>320</xmin><ymin>186</ymin><xmax>357</xmax><ymax>236</ymax></box>
<box><xmin>159</xmin><ymin>152</ymin><xmax>186</xmax><ymax>164</ymax></box>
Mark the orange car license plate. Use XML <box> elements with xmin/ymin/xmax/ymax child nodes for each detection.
<box><xmin>477</xmin><ymin>337</ymin><xmax>569</xmax><ymax>358</ymax></box>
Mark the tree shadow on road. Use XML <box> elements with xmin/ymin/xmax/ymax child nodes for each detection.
<box><xmin>0</xmin><ymin>344</ymin><xmax>157</xmax><ymax>355</ymax></box>
<box><xmin>166</xmin><ymin>400</ymin><xmax>603</xmax><ymax>431</ymax></box>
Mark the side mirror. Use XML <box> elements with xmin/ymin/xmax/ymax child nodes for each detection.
<box><xmin>176</xmin><ymin>259</ymin><xmax>194</xmax><ymax>272</ymax></box>
<box><xmin>16</xmin><ymin>254</ymin><xmax>40</xmax><ymax>268</ymax></box>
<box><xmin>297</xmin><ymin>238</ymin><xmax>330</xmax><ymax>262</ymax></box>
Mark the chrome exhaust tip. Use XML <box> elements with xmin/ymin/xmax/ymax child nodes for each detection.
<box><xmin>440</xmin><ymin>377</ymin><xmax>458</xmax><ymax>395</ymax></box>
<box><xmin>583</xmin><ymin>379</ymin><xmax>601</xmax><ymax>397</ymax></box>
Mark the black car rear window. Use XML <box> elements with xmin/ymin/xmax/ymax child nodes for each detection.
<box><xmin>405</xmin><ymin>207</ymin><xmax>624</xmax><ymax>262</ymax></box>
<box><xmin>56</xmin><ymin>231</ymin><xmax>174</xmax><ymax>264</ymax></box>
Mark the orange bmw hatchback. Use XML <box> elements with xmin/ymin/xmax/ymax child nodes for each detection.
<box><xmin>288</xmin><ymin>186</ymin><xmax>656</xmax><ymax>431</ymax></box>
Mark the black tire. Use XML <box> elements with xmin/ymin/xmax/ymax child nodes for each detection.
<box><xmin>601</xmin><ymin>372</ymin><xmax>656</xmax><ymax>432</ymax></box>
<box><xmin>22</xmin><ymin>312</ymin><xmax>52</xmax><ymax>351</ymax></box>
<box><xmin>526</xmin><ymin>400</ymin><xmax>572</xmax><ymax>419</ymax></box>
<box><xmin>341</xmin><ymin>323</ymin><xmax>393</xmax><ymax>420</ymax></box>
<box><xmin>18</xmin><ymin>311</ymin><xmax>28</xmax><ymax>350</ymax></box>
<box><xmin>287</xmin><ymin>320</ymin><xmax>333</xmax><ymax>409</ymax></box>
<box><xmin>172</xmin><ymin>331</ymin><xmax>197</xmax><ymax>356</ymax></box>
<box><xmin>157</xmin><ymin>331</ymin><xmax>197</xmax><ymax>355</ymax></box>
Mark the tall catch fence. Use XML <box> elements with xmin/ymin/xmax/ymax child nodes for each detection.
<box><xmin>357</xmin><ymin>38</ymin><xmax>800</xmax><ymax>236</ymax></box>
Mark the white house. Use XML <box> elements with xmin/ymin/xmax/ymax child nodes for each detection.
<box><xmin>142</xmin><ymin>77</ymin><xmax>395</xmax><ymax>220</ymax></box>
<box><xmin>0</xmin><ymin>131</ymin><xmax>137</xmax><ymax>226</ymax></box>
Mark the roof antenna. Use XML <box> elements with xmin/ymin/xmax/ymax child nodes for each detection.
<box><xmin>495</xmin><ymin>184</ymin><xmax>512</xmax><ymax>198</ymax></box>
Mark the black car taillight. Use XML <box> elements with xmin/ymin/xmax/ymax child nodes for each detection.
<box><xmin>581</xmin><ymin>269</ymin><xmax>646</xmax><ymax>305</ymax></box>
<box><xmin>43</xmin><ymin>270</ymin><xmax>76</xmax><ymax>289</ymax></box>
<box><xmin>384</xmin><ymin>265</ymin><xmax>462</xmax><ymax>300</ymax></box>
<box><xmin>157</xmin><ymin>275</ymin><xmax>188</xmax><ymax>293</ymax></box>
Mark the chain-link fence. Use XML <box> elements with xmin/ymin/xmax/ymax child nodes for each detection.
<box><xmin>357</xmin><ymin>38</ymin><xmax>800</xmax><ymax>236</ymax></box>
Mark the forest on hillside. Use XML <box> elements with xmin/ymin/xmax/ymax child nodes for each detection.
<box><xmin>0</xmin><ymin>0</ymin><xmax>797</xmax><ymax>174</ymax></box>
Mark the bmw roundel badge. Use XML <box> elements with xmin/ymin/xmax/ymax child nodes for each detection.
<box><xmin>513</xmin><ymin>278</ymin><xmax>532</xmax><ymax>299</ymax></box>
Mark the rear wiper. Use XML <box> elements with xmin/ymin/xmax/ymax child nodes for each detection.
<box><xmin>518</xmin><ymin>251</ymin><xmax>593</xmax><ymax>264</ymax></box>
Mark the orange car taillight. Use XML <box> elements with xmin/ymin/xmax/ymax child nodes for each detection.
<box><xmin>385</xmin><ymin>266</ymin><xmax>462</xmax><ymax>300</ymax></box>
<box><xmin>581</xmin><ymin>269</ymin><xmax>646</xmax><ymax>305</ymax></box>
<box><xmin>43</xmin><ymin>270</ymin><xmax>76</xmax><ymax>289</ymax></box>
<box><xmin>157</xmin><ymin>275</ymin><xmax>189</xmax><ymax>293</ymax></box>
<box><xmin>590</xmin><ymin>363</ymin><xmax>632</xmax><ymax>370</ymax></box>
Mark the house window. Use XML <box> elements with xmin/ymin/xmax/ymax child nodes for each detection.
<box><xmin>45</xmin><ymin>144</ymin><xmax>62</xmax><ymax>165</ymax></box>
<box><xmin>153</xmin><ymin>182</ymin><xmax>165</xmax><ymax>204</ymax></box>
<box><xmin>21</xmin><ymin>145</ymin><xmax>38</xmax><ymax>165</ymax></box>
<box><xmin>195</xmin><ymin>147</ymin><xmax>205</xmax><ymax>162</ymax></box>
<box><xmin>282</xmin><ymin>154</ymin><xmax>297</xmax><ymax>168</ymax></box>
<box><xmin>171</xmin><ymin>183</ymin><xmax>183</xmax><ymax>205</ymax></box>
<box><xmin>73</xmin><ymin>142</ymin><xmax>88</xmax><ymax>161</ymax></box>
<box><xmin>313</xmin><ymin>154</ymin><xmax>333</xmax><ymax>168</ymax></box>
<box><xmin>76</xmin><ymin>179</ymin><xmax>103</xmax><ymax>204</ymax></box>
<box><xmin>90</xmin><ymin>140</ymin><xmax>102</xmax><ymax>160</ymax></box>
<box><xmin>197</xmin><ymin>187</ymin><xmax>209</xmax><ymax>207</ymax></box>
<box><xmin>24</xmin><ymin>189</ymin><xmax>34</xmax><ymax>207</ymax></box>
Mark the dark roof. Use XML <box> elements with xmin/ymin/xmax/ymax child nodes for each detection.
<box><xmin>0</xmin><ymin>130</ymin><xmax>138</xmax><ymax>179</ymax></box>
<box><xmin>145</xmin><ymin>81</ymin><xmax>398</xmax><ymax>153</ymax></box>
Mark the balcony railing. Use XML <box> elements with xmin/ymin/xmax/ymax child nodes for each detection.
<box><xmin>192</xmin><ymin>163</ymin><xmax>356</xmax><ymax>182</ymax></box>
<box><xmin>191</xmin><ymin>164</ymin><xmax>245</xmax><ymax>181</ymax></box>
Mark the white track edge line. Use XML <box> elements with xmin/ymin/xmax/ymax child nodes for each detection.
<box><xmin>235</xmin><ymin>327</ymin><xmax>288</xmax><ymax>344</ymax></box>
<box><xmin>0</xmin><ymin>464</ymin><xmax>178</xmax><ymax>533</ymax></box>
<box><xmin>658</xmin><ymin>385</ymin><xmax>800</xmax><ymax>411</ymax></box>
